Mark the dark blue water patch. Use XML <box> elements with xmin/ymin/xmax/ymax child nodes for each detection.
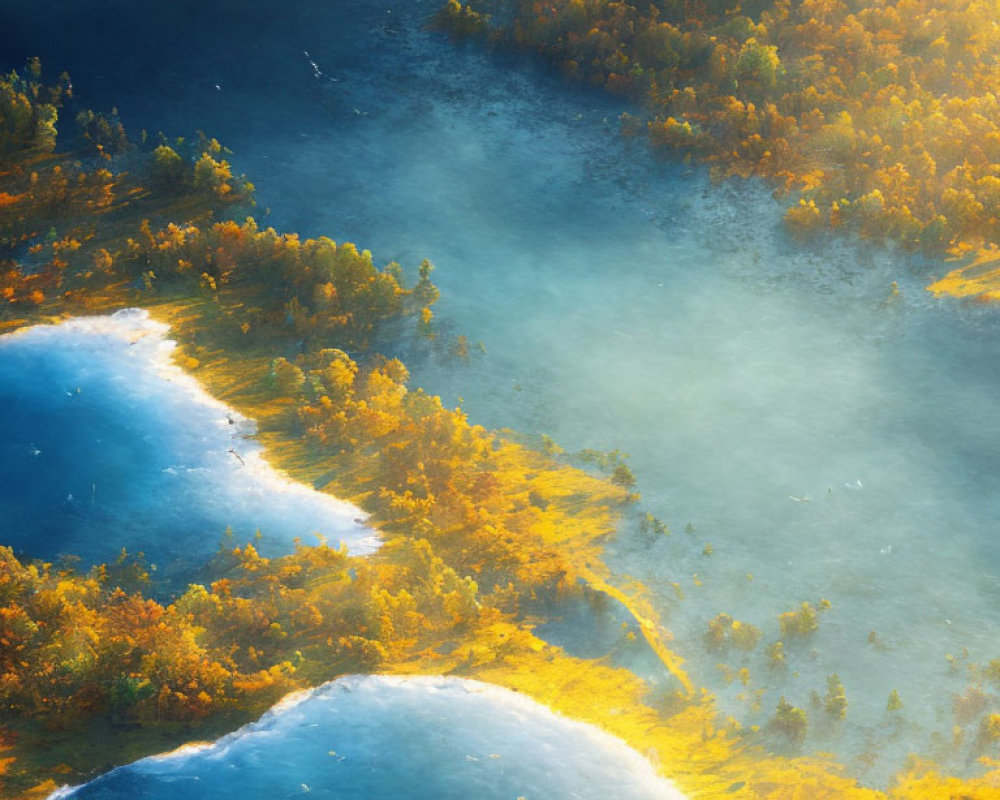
<box><xmin>2</xmin><ymin>0</ymin><xmax>328</xmax><ymax>130</ymax></box>
<box><xmin>0</xmin><ymin>310</ymin><xmax>376</xmax><ymax>577</ymax></box>
<box><xmin>0</xmin><ymin>0</ymin><xmax>619</xmax><ymax>170</ymax></box>
<box><xmin>0</xmin><ymin>350</ymin><xmax>177</xmax><ymax>560</ymax></box>
<box><xmin>55</xmin><ymin>675</ymin><xmax>683</xmax><ymax>800</ymax></box>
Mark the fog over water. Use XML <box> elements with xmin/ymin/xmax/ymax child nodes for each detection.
<box><xmin>7</xmin><ymin>0</ymin><xmax>1000</xmax><ymax>786</ymax></box>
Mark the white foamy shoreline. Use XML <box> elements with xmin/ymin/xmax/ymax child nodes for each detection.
<box><xmin>1</xmin><ymin>308</ymin><xmax>380</xmax><ymax>556</ymax></box>
<box><xmin>48</xmin><ymin>675</ymin><xmax>687</xmax><ymax>800</ymax></box>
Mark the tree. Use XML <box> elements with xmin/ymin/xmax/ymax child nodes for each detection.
<box><xmin>151</xmin><ymin>145</ymin><xmax>185</xmax><ymax>187</ymax></box>
<box><xmin>770</xmin><ymin>696</ymin><xmax>808</xmax><ymax>745</ymax></box>
<box><xmin>736</xmin><ymin>38</ymin><xmax>781</xmax><ymax>98</ymax></box>
<box><xmin>271</xmin><ymin>357</ymin><xmax>305</xmax><ymax>397</ymax></box>
<box><xmin>824</xmin><ymin>673</ymin><xmax>847</xmax><ymax>719</ymax></box>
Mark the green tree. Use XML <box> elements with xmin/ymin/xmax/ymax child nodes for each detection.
<box><xmin>770</xmin><ymin>696</ymin><xmax>808</xmax><ymax>745</ymax></box>
<box><xmin>824</xmin><ymin>673</ymin><xmax>847</xmax><ymax>719</ymax></box>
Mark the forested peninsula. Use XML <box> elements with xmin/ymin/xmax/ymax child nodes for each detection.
<box><xmin>0</xmin><ymin>38</ymin><xmax>999</xmax><ymax>800</ymax></box>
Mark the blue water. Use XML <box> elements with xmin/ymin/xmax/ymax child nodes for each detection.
<box><xmin>8</xmin><ymin>0</ymin><xmax>1000</xmax><ymax>787</ymax></box>
<box><xmin>0</xmin><ymin>310</ymin><xmax>376</xmax><ymax>577</ymax></box>
<box><xmin>53</xmin><ymin>675</ymin><xmax>682</xmax><ymax>800</ymax></box>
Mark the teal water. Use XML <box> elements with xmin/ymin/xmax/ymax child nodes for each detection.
<box><xmin>7</xmin><ymin>0</ymin><xmax>1000</xmax><ymax>788</ymax></box>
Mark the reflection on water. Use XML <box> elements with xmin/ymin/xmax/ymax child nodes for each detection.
<box><xmin>7</xmin><ymin>0</ymin><xmax>1000</xmax><ymax>784</ymax></box>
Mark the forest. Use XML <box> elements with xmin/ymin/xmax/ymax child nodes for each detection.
<box><xmin>3</xmin><ymin>22</ymin><xmax>1000</xmax><ymax>800</ymax></box>
<box><xmin>439</xmin><ymin>0</ymin><xmax>1000</xmax><ymax>297</ymax></box>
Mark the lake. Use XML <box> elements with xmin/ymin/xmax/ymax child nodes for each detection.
<box><xmin>6</xmin><ymin>0</ymin><xmax>1000</xmax><ymax>789</ymax></box>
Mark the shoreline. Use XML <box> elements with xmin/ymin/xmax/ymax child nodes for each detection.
<box><xmin>8</xmin><ymin>300</ymin><xmax>1000</xmax><ymax>800</ymax></box>
<box><xmin>0</xmin><ymin>309</ymin><xmax>379</xmax><ymax>562</ymax></box>
<box><xmin>2</xmin><ymin>43</ymin><xmax>1000</xmax><ymax>800</ymax></box>
<box><xmin>46</xmin><ymin>675</ymin><xmax>688</xmax><ymax>800</ymax></box>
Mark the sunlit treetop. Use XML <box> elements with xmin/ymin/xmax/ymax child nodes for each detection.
<box><xmin>0</xmin><ymin>59</ymin><xmax>68</xmax><ymax>162</ymax></box>
<box><xmin>441</xmin><ymin>0</ymin><xmax>1000</xmax><ymax>282</ymax></box>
